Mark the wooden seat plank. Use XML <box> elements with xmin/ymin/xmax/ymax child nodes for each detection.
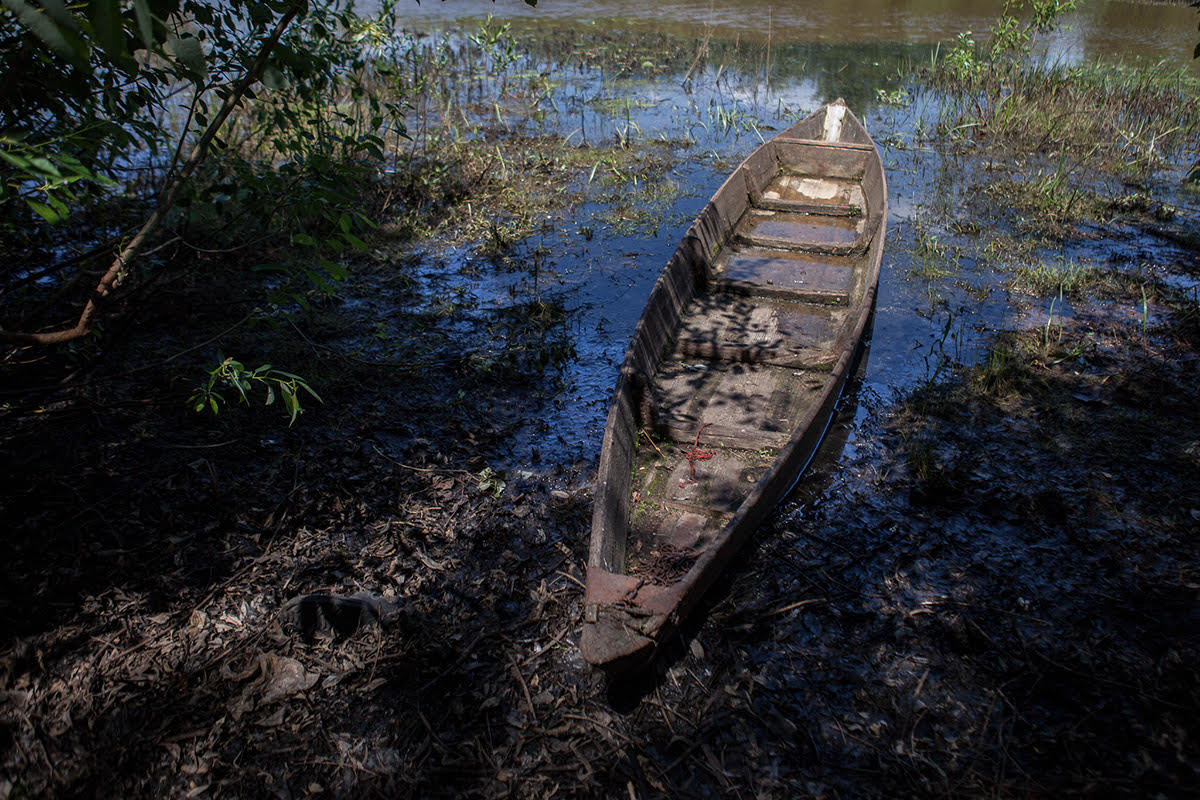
<box><xmin>714</xmin><ymin>246</ymin><xmax>855</xmax><ymax>304</ymax></box>
<box><xmin>672</xmin><ymin>294</ymin><xmax>845</xmax><ymax>368</ymax></box>
<box><xmin>738</xmin><ymin>208</ymin><xmax>864</xmax><ymax>248</ymax></box>
<box><xmin>649</xmin><ymin>360</ymin><xmax>826</xmax><ymax>448</ymax></box>
<box><xmin>758</xmin><ymin>173</ymin><xmax>865</xmax><ymax>209</ymax></box>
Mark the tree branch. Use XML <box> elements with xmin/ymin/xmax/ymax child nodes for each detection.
<box><xmin>0</xmin><ymin>1</ymin><xmax>306</xmax><ymax>346</ymax></box>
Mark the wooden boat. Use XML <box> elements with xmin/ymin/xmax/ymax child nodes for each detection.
<box><xmin>580</xmin><ymin>100</ymin><xmax>887</xmax><ymax>672</ymax></box>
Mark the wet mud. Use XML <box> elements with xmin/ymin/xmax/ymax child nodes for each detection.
<box><xmin>4</xmin><ymin>17</ymin><xmax>1200</xmax><ymax>800</ymax></box>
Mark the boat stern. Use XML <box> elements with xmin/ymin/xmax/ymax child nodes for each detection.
<box><xmin>579</xmin><ymin>605</ymin><xmax>658</xmax><ymax>674</ymax></box>
<box><xmin>580</xmin><ymin>567</ymin><xmax>683</xmax><ymax>673</ymax></box>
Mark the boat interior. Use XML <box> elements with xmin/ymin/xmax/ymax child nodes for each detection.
<box><xmin>595</xmin><ymin>104</ymin><xmax>887</xmax><ymax>581</ymax></box>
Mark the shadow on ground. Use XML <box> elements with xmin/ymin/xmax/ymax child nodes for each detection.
<box><xmin>3</xmin><ymin>227</ymin><xmax>1200</xmax><ymax>799</ymax></box>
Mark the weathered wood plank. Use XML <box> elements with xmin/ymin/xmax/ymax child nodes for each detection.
<box><xmin>671</xmin><ymin>294</ymin><xmax>845</xmax><ymax>368</ymax></box>
<box><xmin>649</xmin><ymin>359</ymin><xmax>826</xmax><ymax>442</ymax></box>
<box><xmin>714</xmin><ymin>247</ymin><xmax>855</xmax><ymax>304</ymax></box>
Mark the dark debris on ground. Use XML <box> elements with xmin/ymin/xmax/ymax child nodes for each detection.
<box><xmin>3</xmin><ymin>269</ymin><xmax>1200</xmax><ymax>799</ymax></box>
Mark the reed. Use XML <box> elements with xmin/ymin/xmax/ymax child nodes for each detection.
<box><xmin>926</xmin><ymin>3</ymin><xmax>1200</xmax><ymax>173</ymax></box>
<box><xmin>984</xmin><ymin>160</ymin><xmax>1105</xmax><ymax>238</ymax></box>
<box><xmin>1010</xmin><ymin>258</ymin><xmax>1093</xmax><ymax>297</ymax></box>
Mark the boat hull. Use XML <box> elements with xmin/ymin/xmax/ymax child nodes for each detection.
<box><xmin>582</xmin><ymin>100</ymin><xmax>887</xmax><ymax>672</ymax></box>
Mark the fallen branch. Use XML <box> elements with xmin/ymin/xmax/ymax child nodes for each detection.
<box><xmin>639</xmin><ymin>428</ymin><xmax>668</xmax><ymax>459</ymax></box>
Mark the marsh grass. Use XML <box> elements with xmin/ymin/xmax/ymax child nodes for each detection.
<box><xmin>981</xmin><ymin>230</ymin><xmax>1053</xmax><ymax>264</ymax></box>
<box><xmin>375</xmin><ymin>129</ymin><xmax>686</xmax><ymax>253</ymax></box>
<box><xmin>983</xmin><ymin>156</ymin><xmax>1106</xmax><ymax>237</ymax></box>
<box><xmin>964</xmin><ymin>62</ymin><xmax>1199</xmax><ymax>167</ymax></box>
<box><xmin>1008</xmin><ymin>256</ymin><xmax>1174</xmax><ymax>308</ymax></box>
<box><xmin>906</xmin><ymin>220</ymin><xmax>962</xmax><ymax>279</ymax></box>
<box><xmin>928</xmin><ymin>5</ymin><xmax>1200</xmax><ymax>174</ymax></box>
<box><xmin>1010</xmin><ymin>258</ymin><xmax>1094</xmax><ymax>296</ymax></box>
<box><xmin>341</xmin><ymin>23</ymin><xmax>730</xmax><ymax>253</ymax></box>
<box><xmin>970</xmin><ymin>327</ymin><xmax>1074</xmax><ymax>400</ymax></box>
<box><xmin>592</xmin><ymin>154</ymin><xmax>685</xmax><ymax>236</ymax></box>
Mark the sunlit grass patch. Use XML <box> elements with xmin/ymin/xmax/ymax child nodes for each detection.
<box><xmin>984</xmin><ymin>168</ymin><xmax>1106</xmax><ymax>237</ymax></box>
<box><xmin>935</xmin><ymin>62</ymin><xmax>1200</xmax><ymax>168</ymax></box>
<box><xmin>1009</xmin><ymin>258</ymin><xmax>1095</xmax><ymax>297</ymax></box>
<box><xmin>923</xmin><ymin>3</ymin><xmax>1200</xmax><ymax>173</ymax></box>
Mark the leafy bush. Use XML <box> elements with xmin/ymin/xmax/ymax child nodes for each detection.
<box><xmin>0</xmin><ymin>0</ymin><xmax>406</xmax><ymax>345</ymax></box>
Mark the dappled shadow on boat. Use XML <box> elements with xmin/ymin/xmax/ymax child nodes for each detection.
<box><xmin>604</xmin><ymin>368</ymin><xmax>868</xmax><ymax>712</ymax></box>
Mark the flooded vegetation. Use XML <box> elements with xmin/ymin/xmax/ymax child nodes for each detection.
<box><xmin>2</xmin><ymin>0</ymin><xmax>1200</xmax><ymax>797</ymax></box>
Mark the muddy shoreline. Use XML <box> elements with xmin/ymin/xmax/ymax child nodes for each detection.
<box><xmin>4</xmin><ymin>201</ymin><xmax>1198</xmax><ymax>799</ymax></box>
<box><xmin>4</xmin><ymin>18</ymin><xmax>1200</xmax><ymax>800</ymax></box>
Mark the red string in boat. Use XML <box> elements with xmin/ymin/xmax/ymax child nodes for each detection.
<box><xmin>680</xmin><ymin>422</ymin><xmax>715</xmax><ymax>486</ymax></box>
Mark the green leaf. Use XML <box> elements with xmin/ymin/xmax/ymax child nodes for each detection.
<box><xmin>281</xmin><ymin>386</ymin><xmax>299</xmax><ymax>425</ymax></box>
<box><xmin>168</xmin><ymin>34</ymin><xmax>207</xmax><ymax>81</ymax></box>
<box><xmin>132</xmin><ymin>0</ymin><xmax>154</xmax><ymax>50</ymax></box>
<box><xmin>26</xmin><ymin>200</ymin><xmax>62</xmax><ymax>223</ymax></box>
<box><xmin>27</xmin><ymin>157</ymin><xmax>61</xmax><ymax>177</ymax></box>
<box><xmin>87</xmin><ymin>0</ymin><xmax>125</xmax><ymax>58</ymax></box>
<box><xmin>261</xmin><ymin>65</ymin><xmax>286</xmax><ymax>90</ymax></box>
<box><xmin>0</xmin><ymin>150</ymin><xmax>30</xmax><ymax>169</ymax></box>
<box><xmin>1</xmin><ymin>0</ymin><xmax>79</xmax><ymax>61</ymax></box>
<box><xmin>248</xmin><ymin>2</ymin><xmax>273</xmax><ymax>26</ymax></box>
<box><xmin>38</xmin><ymin>0</ymin><xmax>75</xmax><ymax>29</ymax></box>
<box><xmin>62</xmin><ymin>160</ymin><xmax>93</xmax><ymax>177</ymax></box>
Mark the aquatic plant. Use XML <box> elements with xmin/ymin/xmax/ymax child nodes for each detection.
<box><xmin>926</xmin><ymin>0</ymin><xmax>1200</xmax><ymax>172</ymax></box>
<box><xmin>984</xmin><ymin>150</ymin><xmax>1106</xmax><ymax>238</ymax></box>
<box><xmin>908</xmin><ymin>226</ymin><xmax>960</xmax><ymax>279</ymax></box>
<box><xmin>1010</xmin><ymin>259</ymin><xmax>1092</xmax><ymax>297</ymax></box>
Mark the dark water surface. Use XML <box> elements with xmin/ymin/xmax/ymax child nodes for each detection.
<box><xmin>369</xmin><ymin>2</ymin><xmax>1200</xmax><ymax>475</ymax></box>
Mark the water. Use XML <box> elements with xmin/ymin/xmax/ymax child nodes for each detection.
<box><xmin>363</xmin><ymin>1</ymin><xmax>1200</xmax><ymax>473</ymax></box>
<box><xmin>391</xmin><ymin>0</ymin><xmax>1200</xmax><ymax>69</ymax></box>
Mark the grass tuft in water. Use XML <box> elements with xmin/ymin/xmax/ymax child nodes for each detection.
<box><xmin>923</xmin><ymin>3</ymin><xmax>1200</xmax><ymax>174</ymax></box>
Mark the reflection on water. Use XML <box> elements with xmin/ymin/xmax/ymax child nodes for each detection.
<box><xmin>390</xmin><ymin>0</ymin><xmax>1199</xmax><ymax>68</ymax></box>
